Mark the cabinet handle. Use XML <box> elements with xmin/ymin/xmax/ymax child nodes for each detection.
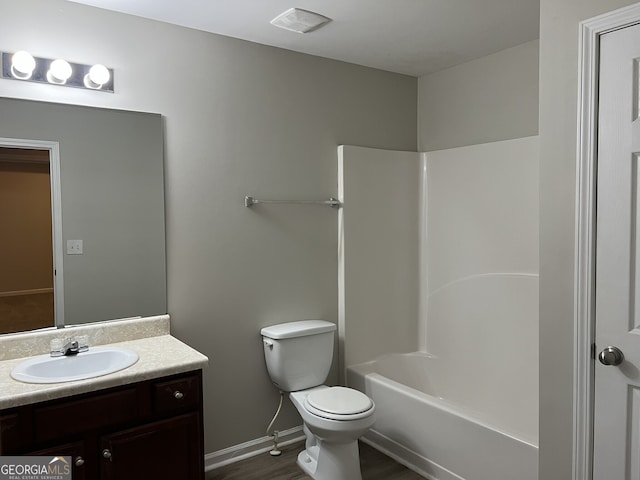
<box><xmin>75</xmin><ymin>456</ymin><xmax>85</xmax><ymax>467</ymax></box>
<box><xmin>102</xmin><ymin>449</ymin><xmax>112</xmax><ymax>460</ymax></box>
<box><xmin>174</xmin><ymin>390</ymin><xmax>184</xmax><ymax>400</ymax></box>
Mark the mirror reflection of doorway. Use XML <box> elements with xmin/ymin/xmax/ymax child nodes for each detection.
<box><xmin>0</xmin><ymin>147</ymin><xmax>54</xmax><ymax>334</ymax></box>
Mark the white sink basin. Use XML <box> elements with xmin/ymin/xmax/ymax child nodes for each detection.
<box><xmin>11</xmin><ymin>346</ymin><xmax>139</xmax><ymax>384</ymax></box>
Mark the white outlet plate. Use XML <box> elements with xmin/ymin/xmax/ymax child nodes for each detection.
<box><xmin>66</xmin><ymin>239</ymin><xmax>83</xmax><ymax>255</ymax></box>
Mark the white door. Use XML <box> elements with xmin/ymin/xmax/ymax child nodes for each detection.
<box><xmin>594</xmin><ymin>22</ymin><xmax>640</xmax><ymax>478</ymax></box>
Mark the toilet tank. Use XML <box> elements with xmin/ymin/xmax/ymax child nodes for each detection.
<box><xmin>261</xmin><ymin>320</ymin><xmax>336</xmax><ymax>392</ymax></box>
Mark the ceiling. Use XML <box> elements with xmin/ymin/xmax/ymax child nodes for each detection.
<box><xmin>67</xmin><ymin>0</ymin><xmax>540</xmax><ymax>77</ymax></box>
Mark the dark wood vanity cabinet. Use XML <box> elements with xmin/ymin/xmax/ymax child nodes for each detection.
<box><xmin>0</xmin><ymin>370</ymin><xmax>204</xmax><ymax>480</ymax></box>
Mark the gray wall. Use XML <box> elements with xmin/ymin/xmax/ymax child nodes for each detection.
<box><xmin>418</xmin><ymin>40</ymin><xmax>539</xmax><ymax>151</ymax></box>
<box><xmin>0</xmin><ymin>0</ymin><xmax>417</xmax><ymax>452</ymax></box>
<box><xmin>538</xmin><ymin>0</ymin><xmax>636</xmax><ymax>478</ymax></box>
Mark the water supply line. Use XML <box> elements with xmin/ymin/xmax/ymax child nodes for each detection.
<box><xmin>266</xmin><ymin>391</ymin><xmax>284</xmax><ymax>456</ymax></box>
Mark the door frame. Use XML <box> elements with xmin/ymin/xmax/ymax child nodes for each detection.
<box><xmin>575</xmin><ymin>3</ymin><xmax>640</xmax><ymax>479</ymax></box>
<box><xmin>0</xmin><ymin>137</ymin><xmax>64</xmax><ymax>328</ymax></box>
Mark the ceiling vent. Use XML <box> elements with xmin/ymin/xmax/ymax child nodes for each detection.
<box><xmin>270</xmin><ymin>8</ymin><xmax>332</xmax><ymax>34</ymax></box>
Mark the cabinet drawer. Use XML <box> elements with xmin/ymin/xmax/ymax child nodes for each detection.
<box><xmin>153</xmin><ymin>374</ymin><xmax>200</xmax><ymax>414</ymax></box>
<box><xmin>34</xmin><ymin>387</ymin><xmax>140</xmax><ymax>443</ymax></box>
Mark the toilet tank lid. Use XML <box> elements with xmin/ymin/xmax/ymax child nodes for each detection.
<box><xmin>261</xmin><ymin>320</ymin><xmax>336</xmax><ymax>339</ymax></box>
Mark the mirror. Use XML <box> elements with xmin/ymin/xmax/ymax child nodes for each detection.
<box><xmin>0</xmin><ymin>97</ymin><xmax>166</xmax><ymax>333</ymax></box>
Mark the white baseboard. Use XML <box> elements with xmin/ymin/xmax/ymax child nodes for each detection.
<box><xmin>362</xmin><ymin>429</ymin><xmax>464</xmax><ymax>480</ymax></box>
<box><xmin>204</xmin><ymin>425</ymin><xmax>305</xmax><ymax>472</ymax></box>
<box><xmin>0</xmin><ymin>288</ymin><xmax>54</xmax><ymax>297</ymax></box>
<box><xmin>204</xmin><ymin>425</ymin><xmax>462</xmax><ymax>478</ymax></box>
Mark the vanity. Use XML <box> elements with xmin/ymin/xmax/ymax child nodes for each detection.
<box><xmin>0</xmin><ymin>99</ymin><xmax>205</xmax><ymax>478</ymax></box>
<box><xmin>0</xmin><ymin>316</ymin><xmax>208</xmax><ymax>480</ymax></box>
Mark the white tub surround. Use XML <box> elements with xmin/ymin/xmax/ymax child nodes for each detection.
<box><xmin>420</xmin><ymin>138</ymin><xmax>539</xmax><ymax>458</ymax></box>
<box><xmin>338</xmin><ymin>145</ymin><xmax>421</xmax><ymax>372</ymax></box>
<box><xmin>340</xmin><ymin>137</ymin><xmax>539</xmax><ymax>480</ymax></box>
<box><xmin>0</xmin><ymin>315</ymin><xmax>208</xmax><ymax>409</ymax></box>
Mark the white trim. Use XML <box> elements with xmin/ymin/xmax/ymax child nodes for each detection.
<box><xmin>0</xmin><ymin>288</ymin><xmax>54</xmax><ymax>298</ymax></box>
<box><xmin>575</xmin><ymin>5</ymin><xmax>640</xmax><ymax>480</ymax></box>
<box><xmin>418</xmin><ymin>153</ymin><xmax>428</xmax><ymax>352</ymax></box>
<box><xmin>337</xmin><ymin>145</ymin><xmax>346</xmax><ymax>383</ymax></box>
<box><xmin>204</xmin><ymin>425</ymin><xmax>305</xmax><ymax>472</ymax></box>
<box><xmin>0</xmin><ymin>137</ymin><xmax>64</xmax><ymax>328</ymax></box>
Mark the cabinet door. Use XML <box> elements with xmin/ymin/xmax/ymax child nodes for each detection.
<box><xmin>0</xmin><ymin>411</ymin><xmax>31</xmax><ymax>453</ymax></box>
<box><xmin>29</xmin><ymin>441</ymin><xmax>88</xmax><ymax>480</ymax></box>
<box><xmin>99</xmin><ymin>413</ymin><xmax>203</xmax><ymax>480</ymax></box>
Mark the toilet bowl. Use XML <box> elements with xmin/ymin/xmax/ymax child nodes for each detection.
<box><xmin>290</xmin><ymin>386</ymin><xmax>375</xmax><ymax>480</ymax></box>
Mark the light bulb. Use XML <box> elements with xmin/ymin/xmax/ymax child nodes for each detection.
<box><xmin>89</xmin><ymin>64</ymin><xmax>109</xmax><ymax>85</ymax></box>
<box><xmin>47</xmin><ymin>59</ymin><xmax>72</xmax><ymax>84</ymax></box>
<box><xmin>11</xmin><ymin>51</ymin><xmax>36</xmax><ymax>80</ymax></box>
<box><xmin>84</xmin><ymin>64</ymin><xmax>110</xmax><ymax>89</ymax></box>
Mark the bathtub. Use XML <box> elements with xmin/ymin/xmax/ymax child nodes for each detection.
<box><xmin>347</xmin><ymin>352</ymin><xmax>538</xmax><ymax>480</ymax></box>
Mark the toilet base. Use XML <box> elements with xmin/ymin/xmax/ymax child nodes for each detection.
<box><xmin>296</xmin><ymin>440</ymin><xmax>362</xmax><ymax>480</ymax></box>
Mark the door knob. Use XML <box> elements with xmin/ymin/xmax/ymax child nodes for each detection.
<box><xmin>598</xmin><ymin>346</ymin><xmax>624</xmax><ymax>366</ymax></box>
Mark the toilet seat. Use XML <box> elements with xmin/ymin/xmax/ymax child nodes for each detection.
<box><xmin>304</xmin><ymin>387</ymin><xmax>374</xmax><ymax>421</ymax></box>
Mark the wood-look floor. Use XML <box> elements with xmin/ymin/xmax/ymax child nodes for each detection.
<box><xmin>206</xmin><ymin>441</ymin><xmax>425</xmax><ymax>480</ymax></box>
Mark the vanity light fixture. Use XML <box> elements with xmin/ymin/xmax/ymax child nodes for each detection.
<box><xmin>1</xmin><ymin>50</ymin><xmax>114</xmax><ymax>92</ymax></box>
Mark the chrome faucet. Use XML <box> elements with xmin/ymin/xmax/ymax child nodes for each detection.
<box><xmin>62</xmin><ymin>339</ymin><xmax>80</xmax><ymax>356</ymax></box>
<box><xmin>50</xmin><ymin>336</ymin><xmax>89</xmax><ymax>357</ymax></box>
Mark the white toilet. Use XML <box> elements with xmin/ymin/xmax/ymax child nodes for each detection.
<box><xmin>261</xmin><ymin>320</ymin><xmax>375</xmax><ymax>480</ymax></box>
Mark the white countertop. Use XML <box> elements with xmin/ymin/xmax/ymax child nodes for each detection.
<box><xmin>0</xmin><ymin>316</ymin><xmax>208</xmax><ymax>410</ymax></box>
